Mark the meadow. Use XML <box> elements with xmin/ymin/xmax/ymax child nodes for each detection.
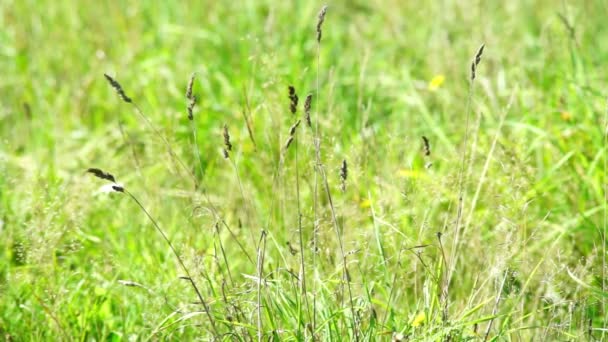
<box><xmin>1</xmin><ymin>1</ymin><xmax>607</xmax><ymax>340</ymax></box>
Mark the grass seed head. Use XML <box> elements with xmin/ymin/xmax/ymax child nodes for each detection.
<box><xmin>470</xmin><ymin>43</ymin><xmax>485</xmax><ymax>81</ymax></box>
<box><xmin>340</xmin><ymin>159</ymin><xmax>348</xmax><ymax>192</ymax></box>
<box><xmin>223</xmin><ymin>124</ymin><xmax>232</xmax><ymax>151</ymax></box>
<box><xmin>186</xmin><ymin>74</ymin><xmax>196</xmax><ymax>120</ymax></box>
<box><xmin>187</xmin><ymin>95</ymin><xmax>196</xmax><ymax>121</ymax></box>
<box><xmin>103</xmin><ymin>74</ymin><xmax>132</xmax><ymax>103</ymax></box>
<box><xmin>111</xmin><ymin>185</ymin><xmax>125</xmax><ymax>192</ymax></box>
<box><xmin>87</xmin><ymin>168</ymin><xmax>116</xmax><ymax>183</ymax></box>
<box><xmin>284</xmin><ymin>136</ymin><xmax>294</xmax><ymax>150</ymax></box>
<box><xmin>289</xmin><ymin>120</ymin><xmax>301</xmax><ymax>136</ymax></box>
<box><xmin>288</xmin><ymin>85</ymin><xmax>299</xmax><ymax>114</ymax></box>
<box><xmin>422</xmin><ymin>136</ymin><xmax>431</xmax><ymax>156</ymax></box>
<box><xmin>316</xmin><ymin>5</ymin><xmax>328</xmax><ymax>43</ymax></box>
<box><xmin>304</xmin><ymin>93</ymin><xmax>312</xmax><ymax>127</ymax></box>
<box><xmin>186</xmin><ymin>73</ymin><xmax>195</xmax><ymax>100</ymax></box>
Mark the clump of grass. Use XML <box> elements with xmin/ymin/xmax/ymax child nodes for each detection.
<box><xmin>86</xmin><ymin>168</ymin><xmax>218</xmax><ymax>336</ymax></box>
<box><xmin>184</xmin><ymin>74</ymin><xmax>254</xmax><ymax>270</ymax></box>
<box><xmin>103</xmin><ymin>73</ymin><xmax>197</xmax><ymax>187</ymax></box>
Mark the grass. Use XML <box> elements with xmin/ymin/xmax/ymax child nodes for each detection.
<box><xmin>1</xmin><ymin>0</ymin><xmax>608</xmax><ymax>340</ymax></box>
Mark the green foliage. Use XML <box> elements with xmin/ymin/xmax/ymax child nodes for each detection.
<box><xmin>1</xmin><ymin>0</ymin><xmax>607</xmax><ymax>340</ymax></box>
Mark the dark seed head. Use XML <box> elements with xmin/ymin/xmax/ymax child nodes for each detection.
<box><xmin>303</xmin><ymin>94</ymin><xmax>312</xmax><ymax>127</ymax></box>
<box><xmin>87</xmin><ymin>168</ymin><xmax>116</xmax><ymax>183</ymax></box>
<box><xmin>187</xmin><ymin>95</ymin><xmax>196</xmax><ymax>121</ymax></box>
<box><xmin>284</xmin><ymin>136</ymin><xmax>294</xmax><ymax>150</ymax></box>
<box><xmin>223</xmin><ymin>124</ymin><xmax>232</xmax><ymax>151</ymax></box>
<box><xmin>111</xmin><ymin>185</ymin><xmax>125</xmax><ymax>192</ymax></box>
<box><xmin>103</xmin><ymin>74</ymin><xmax>132</xmax><ymax>103</ymax></box>
<box><xmin>340</xmin><ymin>159</ymin><xmax>347</xmax><ymax>192</ymax></box>
<box><xmin>288</xmin><ymin>120</ymin><xmax>301</xmax><ymax>136</ymax></box>
<box><xmin>186</xmin><ymin>73</ymin><xmax>196</xmax><ymax>100</ymax></box>
<box><xmin>316</xmin><ymin>6</ymin><xmax>328</xmax><ymax>43</ymax></box>
<box><xmin>288</xmin><ymin>85</ymin><xmax>299</xmax><ymax>114</ymax></box>
<box><xmin>422</xmin><ymin>136</ymin><xmax>431</xmax><ymax>156</ymax></box>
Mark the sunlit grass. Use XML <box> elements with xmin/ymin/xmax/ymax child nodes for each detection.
<box><xmin>1</xmin><ymin>1</ymin><xmax>607</xmax><ymax>340</ymax></box>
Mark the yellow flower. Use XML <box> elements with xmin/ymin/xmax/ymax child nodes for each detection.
<box><xmin>359</xmin><ymin>199</ymin><xmax>372</xmax><ymax>208</ymax></box>
<box><xmin>560</xmin><ymin>111</ymin><xmax>572</xmax><ymax>121</ymax></box>
<box><xmin>412</xmin><ymin>311</ymin><xmax>426</xmax><ymax>327</ymax></box>
<box><xmin>428</xmin><ymin>74</ymin><xmax>445</xmax><ymax>91</ymax></box>
<box><xmin>397</xmin><ymin>169</ymin><xmax>426</xmax><ymax>179</ymax></box>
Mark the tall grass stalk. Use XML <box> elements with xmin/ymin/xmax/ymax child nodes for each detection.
<box><xmin>484</xmin><ymin>270</ymin><xmax>508</xmax><ymax>341</ymax></box>
<box><xmin>288</xmin><ymin>84</ymin><xmax>312</xmax><ymax>330</ymax></box>
<box><xmin>256</xmin><ymin>230</ymin><xmax>267</xmax><ymax>342</ymax></box>
<box><xmin>603</xmin><ymin>97</ymin><xmax>608</xmax><ymax>335</ymax></box>
<box><xmin>320</xmin><ymin>166</ymin><xmax>358</xmax><ymax>340</ymax></box>
<box><xmin>312</xmin><ymin>5</ymin><xmax>327</xmax><ymax>333</ymax></box>
<box><xmin>446</xmin><ymin>44</ymin><xmax>485</xmax><ymax>320</ymax></box>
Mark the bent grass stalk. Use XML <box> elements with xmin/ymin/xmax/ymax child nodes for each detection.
<box><xmin>86</xmin><ymin>169</ymin><xmax>218</xmax><ymax>336</ymax></box>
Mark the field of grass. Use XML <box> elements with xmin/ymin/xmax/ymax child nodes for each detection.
<box><xmin>1</xmin><ymin>1</ymin><xmax>608</xmax><ymax>340</ymax></box>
